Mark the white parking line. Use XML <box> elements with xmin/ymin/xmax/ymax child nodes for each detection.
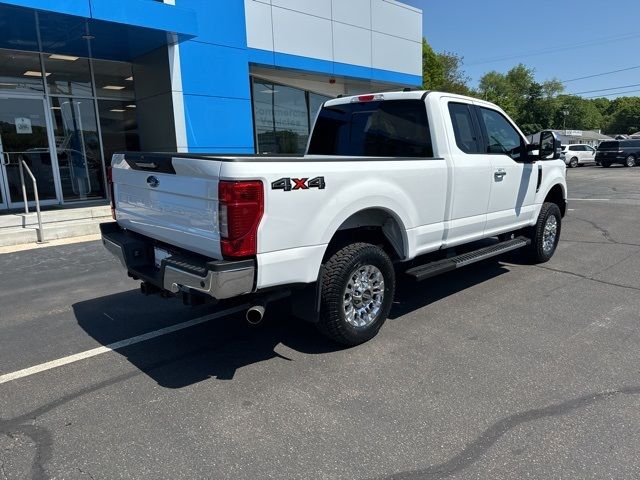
<box><xmin>0</xmin><ymin>305</ymin><xmax>247</xmax><ymax>385</ymax></box>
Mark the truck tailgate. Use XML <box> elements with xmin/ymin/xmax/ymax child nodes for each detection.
<box><xmin>112</xmin><ymin>155</ymin><xmax>223</xmax><ymax>259</ymax></box>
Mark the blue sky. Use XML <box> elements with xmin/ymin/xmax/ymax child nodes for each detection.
<box><xmin>402</xmin><ymin>0</ymin><xmax>640</xmax><ymax>98</ymax></box>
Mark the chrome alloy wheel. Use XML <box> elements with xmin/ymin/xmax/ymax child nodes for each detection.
<box><xmin>343</xmin><ymin>264</ymin><xmax>385</xmax><ymax>328</ymax></box>
<box><xmin>542</xmin><ymin>215</ymin><xmax>558</xmax><ymax>254</ymax></box>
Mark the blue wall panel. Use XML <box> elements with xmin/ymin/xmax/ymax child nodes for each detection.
<box><xmin>183</xmin><ymin>95</ymin><xmax>254</xmax><ymax>150</ymax></box>
<box><xmin>175</xmin><ymin>0</ymin><xmax>246</xmax><ymax>48</ymax></box>
<box><xmin>0</xmin><ymin>0</ymin><xmax>91</xmax><ymax>17</ymax></box>
<box><xmin>90</xmin><ymin>0</ymin><xmax>197</xmax><ymax>35</ymax></box>
<box><xmin>177</xmin><ymin>0</ymin><xmax>255</xmax><ymax>153</ymax></box>
<box><xmin>179</xmin><ymin>41</ymin><xmax>251</xmax><ymax>100</ymax></box>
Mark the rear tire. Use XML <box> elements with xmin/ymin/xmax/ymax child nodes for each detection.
<box><xmin>317</xmin><ymin>243</ymin><xmax>395</xmax><ymax>346</ymax></box>
<box><xmin>569</xmin><ymin>157</ymin><xmax>579</xmax><ymax>168</ymax></box>
<box><xmin>625</xmin><ymin>155</ymin><xmax>636</xmax><ymax>167</ymax></box>
<box><xmin>528</xmin><ymin>202</ymin><xmax>562</xmax><ymax>263</ymax></box>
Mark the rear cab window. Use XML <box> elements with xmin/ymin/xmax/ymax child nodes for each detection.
<box><xmin>308</xmin><ymin>99</ymin><xmax>433</xmax><ymax>157</ymax></box>
<box><xmin>448</xmin><ymin>102</ymin><xmax>482</xmax><ymax>154</ymax></box>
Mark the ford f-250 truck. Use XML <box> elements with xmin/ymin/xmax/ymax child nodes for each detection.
<box><xmin>101</xmin><ymin>91</ymin><xmax>566</xmax><ymax>346</ymax></box>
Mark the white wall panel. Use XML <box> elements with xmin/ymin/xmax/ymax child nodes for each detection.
<box><xmin>333</xmin><ymin>22</ymin><xmax>371</xmax><ymax>68</ymax></box>
<box><xmin>272</xmin><ymin>0</ymin><xmax>332</xmax><ymax>19</ymax></box>
<box><xmin>371</xmin><ymin>0</ymin><xmax>421</xmax><ymax>42</ymax></box>
<box><xmin>244</xmin><ymin>0</ymin><xmax>422</xmax><ymax>78</ymax></box>
<box><xmin>244</xmin><ymin>0</ymin><xmax>274</xmax><ymax>51</ymax></box>
<box><xmin>331</xmin><ymin>0</ymin><xmax>371</xmax><ymax>29</ymax></box>
<box><xmin>272</xmin><ymin>7</ymin><xmax>333</xmax><ymax>61</ymax></box>
<box><xmin>372</xmin><ymin>31</ymin><xmax>421</xmax><ymax>75</ymax></box>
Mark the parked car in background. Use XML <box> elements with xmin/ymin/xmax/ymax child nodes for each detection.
<box><xmin>596</xmin><ymin>140</ymin><xmax>640</xmax><ymax>167</ymax></box>
<box><xmin>562</xmin><ymin>144</ymin><xmax>597</xmax><ymax>168</ymax></box>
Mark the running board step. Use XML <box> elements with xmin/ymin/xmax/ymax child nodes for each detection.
<box><xmin>406</xmin><ymin>236</ymin><xmax>531</xmax><ymax>281</ymax></box>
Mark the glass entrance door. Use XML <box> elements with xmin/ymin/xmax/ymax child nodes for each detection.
<box><xmin>0</xmin><ymin>95</ymin><xmax>60</xmax><ymax>210</ymax></box>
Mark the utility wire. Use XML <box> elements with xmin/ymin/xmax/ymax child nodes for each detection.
<box><xmin>467</xmin><ymin>32</ymin><xmax>640</xmax><ymax>66</ymax></box>
<box><xmin>570</xmin><ymin>82</ymin><xmax>640</xmax><ymax>95</ymax></box>
<box><xmin>584</xmin><ymin>88</ymin><xmax>640</xmax><ymax>99</ymax></box>
<box><xmin>561</xmin><ymin>65</ymin><xmax>640</xmax><ymax>83</ymax></box>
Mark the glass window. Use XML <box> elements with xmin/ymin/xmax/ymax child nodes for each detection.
<box><xmin>97</xmin><ymin>99</ymin><xmax>140</xmax><ymax>164</ymax></box>
<box><xmin>92</xmin><ymin>59</ymin><xmax>135</xmax><ymax>100</ymax></box>
<box><xmin>0</xmin><ymin>48</ymin><xmax>44</xmax><ymax>93</ymax></box>
<box><xmin>44</xmin><ymin>55</ymin><xmax>93</xmax><ymax>97</ymax></box>
<box><xmin>448</xmin><ymin>102</ymin><xmax>481</xmax><ymax>154</ymax></box>
<box><xmin>252</xmin><ymin>81</ymin><xmax>309</xmax><ymax>154</ymax></box>
<box><xmin>479</xmin><ymin>107</ymin><xmax>523</xmax><ymax>157</ymax></box>
<box><xmin>0</xmin><ymin>97</ymin><xmax>56</xmax><ymax>201</ymax></box>
<box><xmin>49</xmin><ymin>97</ymin><xmax>104</xmax><ymax>200</ymax></box>
<box><xmin>308</xmin><ymin>100</ymin><xmax>432</xmax><ymax>157</ymax></box>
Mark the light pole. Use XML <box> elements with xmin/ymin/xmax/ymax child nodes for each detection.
<box><xmin>562</xmin><ymin>108</ymin><xmax>569</xmax><ymax>131</ymax></box>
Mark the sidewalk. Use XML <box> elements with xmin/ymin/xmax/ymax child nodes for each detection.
<box><xmin>0</xmin><ymin>203</ymin><xmax>110</xmax><ymax>249</ymax></box>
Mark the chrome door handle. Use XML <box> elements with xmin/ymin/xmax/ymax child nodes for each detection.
<box><xmin>494</xmin><ymin>168</ymin><xmax>507</xmax><ymax>179</ymax></box>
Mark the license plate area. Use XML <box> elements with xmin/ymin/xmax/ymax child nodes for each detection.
<box><xmin>154</xmin><ymin>246</ymin><xmax>171</xmax><ymax>268</ymax></box>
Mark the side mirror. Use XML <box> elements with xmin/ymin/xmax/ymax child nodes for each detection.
<box><xmin>539</xmin><ymin>130</ymin><xmax>561</xmax><ymax>160</ymax></box>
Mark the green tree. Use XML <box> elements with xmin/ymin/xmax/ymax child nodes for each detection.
<box><xmin>477</xmin><ymin>64</ymin><xmax>563</xmax><ymax>130</ymax></box>
<box><xmin>422</xmin><ymin>39</ymin><xmax>444</xmax><ymax>90</ymax></box>
<box><xmin>421</xmin><ymin>38</ymin><xmax>471</xmax><ymax>95</ymax></box>
<box><xmin>605</xmin><ymin>97</ymin><xmax>640</xmax><ymax>134</ymax></box>
<box><xmin>554</xmin><ymin>95</ymin><xmax>603</xmax><ymax>130</ymax></box>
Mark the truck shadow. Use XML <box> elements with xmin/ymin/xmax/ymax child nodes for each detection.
<box><xmin>72</xmin><ymin>260</ymin><xmax>509</xmax><ymax>389</ymax></box>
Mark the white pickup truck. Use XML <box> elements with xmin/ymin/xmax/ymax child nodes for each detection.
<box><xmin>101</xmin><ymin>91</ymin><xmax>567</xmax><ymax>345</ymax></box>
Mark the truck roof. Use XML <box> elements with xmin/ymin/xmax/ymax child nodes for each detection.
<box><xmin>323</xmin><ymin>90</ymin><xmax>496</xmax><ymax>108</ymax></box>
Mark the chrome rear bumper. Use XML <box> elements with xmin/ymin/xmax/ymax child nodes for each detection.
<box><xmin>100</xmin><ymin>222</ymin><xmax>254</xmax><ymax>300</ymax></box>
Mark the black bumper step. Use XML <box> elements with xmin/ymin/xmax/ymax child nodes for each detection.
<box><xmin>406</xmin><ymin>236</ymin><xmax>530</xmax><ymax>281</ymax></box>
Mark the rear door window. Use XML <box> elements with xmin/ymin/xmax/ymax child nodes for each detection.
<box><xmin>308</xmin><ymin>99</ymin><xmax>433</xmax><ymax>157</ymax></box>
<box><xmin>448</xmin><ymin>102</ymin><xmax>482</xmax><ymax>154</ymax></box>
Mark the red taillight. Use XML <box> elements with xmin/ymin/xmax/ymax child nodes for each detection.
<box><xmin>107</xmin><ymin>166</ymin><xmax>116</xmax><ymax>220</ymax></box>
<box><xmin>218</xmin><ymin>180</ymin><xmax>264</xmax><ymax>258</ymax></box>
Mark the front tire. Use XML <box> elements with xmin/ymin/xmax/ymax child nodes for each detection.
<box><xmin>528</xmin><ymin>202</ymin><xmax>562</xmax><ymax>263</ymax></box>
<box><xmin>317</xmin><ymin>243</ymin><xmax>395</xmax><ymax>346</ymax></box>
<box><xmin>625</xmin><ymin>155</ymin><xmax>636</xmax><ymax>167</ymax></box>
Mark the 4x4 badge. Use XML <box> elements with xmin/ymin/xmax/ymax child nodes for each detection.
<box><xmin>271</xmin><ymin>177</ymin><xmax>325</xmax><ymax>191</ymax></box>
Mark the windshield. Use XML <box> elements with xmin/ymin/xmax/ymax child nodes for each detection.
<box><xmin>307</xmin><ymin>99</ymin><xmax>433</xmax><ymax>157</ymax></box>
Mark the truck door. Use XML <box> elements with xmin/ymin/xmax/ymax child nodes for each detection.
<box><xmin>474</xmin><ymin>105</ymin><xmax>537</xmax><ymax>236</ymax></box>
<box><xmin>441</xmin><ymin>99</ymin><xmax>492</xmax><ymax>247</ymax></box>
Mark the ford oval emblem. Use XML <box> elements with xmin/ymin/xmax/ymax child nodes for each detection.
<box><xmin>147</xmin><ymin>175</ymin><xmax>160</xmax><ymax>188</ymax></box>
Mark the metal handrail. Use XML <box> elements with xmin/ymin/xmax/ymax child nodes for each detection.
<box><xmin>18</xmin><ymin>158</ymin><xmax>45</xmax><ymax>243</ymax></box>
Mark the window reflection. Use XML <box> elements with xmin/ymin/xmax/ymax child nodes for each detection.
<box><xmin>44</xmin><ymin>55</ymin><xmax>93</xmax><ymax>97</ymax></box>
<box><xmin>0</xmin><ymin>48</ymin><xmax>44</xmax><ymax>93</ymax></box>
<box><xmin>252</xmin><ymin>79</ymin><xmax>331</xmax><ymax>154</ymax></box>
<box><xmin>49</xmin><ymin>97</ymin><xmax>104</xmax><ymax>200</ymax></box>
<box><xmin>92</xmin><ymin>59</ymin><xmax>135</xmax><ymax>100</ymax></box>
<box><xmin>98</xmin><ymin>100</ymin><xmax>140</xmax><ymax>163</ymax></box>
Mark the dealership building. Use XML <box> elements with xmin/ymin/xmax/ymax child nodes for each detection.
<box><xmin>0</xmin><ymin>0</ymin><xmax>422</xmax><ymax>216</ymax></box>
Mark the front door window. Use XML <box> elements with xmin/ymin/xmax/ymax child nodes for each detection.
<box><xmin>0</xmin><ymin>96</ymin><xmax>58</xmax><ymax>208</ymax></box>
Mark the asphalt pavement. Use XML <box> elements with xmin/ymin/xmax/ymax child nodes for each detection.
<box><xmin>1</xmin><ymin>165</ymin><xmax>640</xmax><ymax>479</ymax></box>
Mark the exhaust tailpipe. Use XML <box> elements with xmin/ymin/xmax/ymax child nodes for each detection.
<box><xmin>246</xmin><ymin>305</ymin><xmax>266</xmax><ymax>325</ymax></box>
